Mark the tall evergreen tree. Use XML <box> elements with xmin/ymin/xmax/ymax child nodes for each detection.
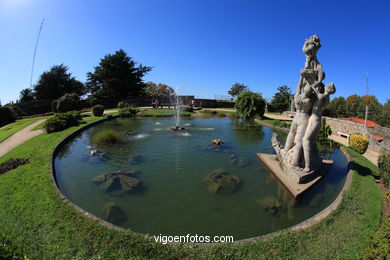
<box><xmin>33</xmin><ymin>64</ymin><xmax>84</xmax><ymax>101</ymax></box>
<box><xmin>86</xmin><ymin>49</ymin><xmax>152</xmax><ymax>102</ymax></box>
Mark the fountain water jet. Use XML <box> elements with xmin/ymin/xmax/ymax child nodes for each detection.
<box><xmin>169</xmin><ymin>89</ymin><xmax>186</xmax><ymax>131</ymax></box>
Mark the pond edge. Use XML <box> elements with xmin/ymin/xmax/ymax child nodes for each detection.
<box><xmin>50</xmin><ymin>116</ymin><xmax>353</xmax><ymax>245</ymax></box>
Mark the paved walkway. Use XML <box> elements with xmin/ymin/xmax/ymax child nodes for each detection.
<box><xmin>0</xmin><ymin>119</ymin><xmax>46</xmax><ymax>158</ymax></box>
<box><xmin>263</xmin><ymin>113</ymin><xmax>294</xmax><ymax>121</ymax></box>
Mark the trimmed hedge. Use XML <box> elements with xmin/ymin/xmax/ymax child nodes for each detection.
<box><xmin>44</xmin><ymin>111</ymin><xmax>82</xmax><ymax>133</ymax></box>
<box><xmin>349</xmin><ymin>133</ymin><xmax>369</xmax><ymax>154</ymax></box>
<box><xmin>92</xmin><ymin>105</ymin><xmax>104</xmax><ymax>117</ymax></box>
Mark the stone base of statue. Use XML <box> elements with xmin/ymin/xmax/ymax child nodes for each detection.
<box><xmin>256</xmin><ymin>133</ymin><xmax>333</xmax><ymax>198</ymax></box>
<box><xmin>256</xmin><ymin>153</ymin><xmax>332</xmax><ymax>198</ymax></box>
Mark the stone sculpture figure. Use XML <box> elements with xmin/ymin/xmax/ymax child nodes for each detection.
<box><xmin>273</xmin><ymin>35</ymin><xmax>335</xmax><ymax>182</ymax></box>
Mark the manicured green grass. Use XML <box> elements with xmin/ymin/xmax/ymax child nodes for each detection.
<box><xmin>138</xmin><ymin>108</ymin><xmax>191</xmax><ymax>117</ymax></box>
<box><xmin>0</xmin><ymin>118</ymin><xmax>382</xmax><ymax>259</ymax></box>
<box><xmin>0</xmin><ymin>116</ymin><xmax>49</xmax><ymax>143</ymax></box>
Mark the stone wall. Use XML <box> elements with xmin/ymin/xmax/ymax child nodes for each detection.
<box><xmin>194</xmin><ymin>98</ymin><xmax>235</xmax><ymax>108</ymax></box>
<box><xmin>324</xmin><ymin>117</ymin><xmax>390</xmax><ymax>153</ymax></box>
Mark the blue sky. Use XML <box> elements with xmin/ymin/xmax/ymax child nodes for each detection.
<box><xmin>1</xmin><ymin>0</ymin><xmax>389</xmax><ymax>104</ymax></box>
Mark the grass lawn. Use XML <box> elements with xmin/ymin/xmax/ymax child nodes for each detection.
<box><xmin>0</xmin><ymin>116</ymin><xmax>49</xmax><ymax>143</ymax></box>
<box><xmin>0</xmin><ymin>118</ymin><xmax>382</xmax><ymax>259</ymax></box>
<box><xmin>138</xmin><ymin>108</ymin><xmax>192</xmax><ymax>117</ymax></box>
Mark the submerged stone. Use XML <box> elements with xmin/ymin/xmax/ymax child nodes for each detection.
<box><xmin>257</xmin><ymin>197</ymin><xmax>283</xmax><ymax>214</ymax></box>
<box><xmin>230</xmin><ymin>156</ymin><xmax>250</xmax><ymax>168</ymax></box>
<box><xmin>131</xmin><ymin>155</ymin><xmax>145</xmax><ymax>165</ymax></box>
<box><xmin>102</xmin><ymin>202</ymin><xmax>127</xmax><ymax>224</ymax></box>
<box><xmin>205</xmin><ymin>169</ymin><xmax>240</xmax><ymax>194</ymax></box>
<box><xmin>92</xmin><ymin>170</ymin><xmax>142</xmax><ymax>193</ymax></box>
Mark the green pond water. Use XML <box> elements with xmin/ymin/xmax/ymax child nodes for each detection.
<box><xmin>54</xmin><ymin>117</ymin><xmax>348</xmax><ymax>240</ymax></box>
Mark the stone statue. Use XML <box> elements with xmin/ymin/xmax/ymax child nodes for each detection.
<box><xmin>272</xmin><ymin>35</ymin><xmax>335</xmax><ymax>183</ymax></box>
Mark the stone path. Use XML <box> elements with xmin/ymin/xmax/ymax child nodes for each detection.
<box><xmin>0</xmin><ymin>119</ymin><xmax>46</xmax><ymax>158</ymax></box>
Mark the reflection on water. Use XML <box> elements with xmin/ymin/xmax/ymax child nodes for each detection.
<box><xmin>54</xmin><ymin>117</ymin><xmax>348</xmax><ymax>240</ymax></box>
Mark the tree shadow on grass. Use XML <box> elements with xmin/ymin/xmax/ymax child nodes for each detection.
<box><xmin>350</xmin><ymin>160</ymin><xmax>374</xmax><ymax>177</ymax></box>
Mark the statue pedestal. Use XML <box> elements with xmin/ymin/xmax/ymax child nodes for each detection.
<box><xmin>256</xmin><ymin>153</ymin><xmax>333</xmax><ymax>198</ymax></box>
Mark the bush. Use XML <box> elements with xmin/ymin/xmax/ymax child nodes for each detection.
<box><xmin>235</xmin><ymin>91</ymin><xmax>266</xmax><ymax>119</ymax></box>
<box><xmin>184</xmin><ymin>105</ymin><xmax>193</xmax><ymax>112</ymax></box>
<box><xmin>56</xmin><ymin>93</ymin><xmax>81</xmax><ymax>112</ymax></box>
<box><xmin>0</xmin><ymin>107</ymin><xmax>16</xmax><ymax>126</ymax></box>
<box><xmin>92</xmin><ymin>129</ymin><xmax>124</xmax><ymax>145</ymax></box>
<box><xmin>92</xmin><ymin>105</ymin><xmax>104</xmax><ymax>117</ymax></box>
<box><xmin>117</xmin><ymin>101</ymin><xmax>129</xmax><ymax>109</ymax></box>
<box><xmin>119</xmin><ymin>107</ymin><xmax>138</xmax><ymax>117</ymax></box>
<box><xmin>44</xmin><ymin>111</ymin><xmax>82</xmax><ymax>133</ymax></box>
<box><xmin>51</xmin><ymin>99</ymin><xmax>58</xmax><ymax>112</ymax></box>
<box><xmin>8</xmin><ymin>105</ymin><xmax>26</xmax><ymax>118</ymax></box>
<box><xmin>378</xmin><ymin>153</ymin><xmax>390</xmax><ymax>187</ymax></box>
<box><xmin>348</xmin><ymin>133</ymin><xmax>369</xmax><ymax>154</ymax></box>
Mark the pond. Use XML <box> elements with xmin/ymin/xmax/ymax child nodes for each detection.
<box><xmin>54</xmin><ymin>117</ymin><xmax>348</xmax><ymax>240</ymax></box>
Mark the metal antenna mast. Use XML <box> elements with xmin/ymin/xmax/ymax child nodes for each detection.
<box><xmin>30</xmin><ymin>18</ymin><xmax>44</xmax><ymax>87</ymax></box>
<box><xmin>364</xmin><ymin>71</ymin><xmax>369</xmax><ymax>130</ymax></box>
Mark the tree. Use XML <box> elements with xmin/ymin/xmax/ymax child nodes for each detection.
<box><xmin>235</xmin><ymin>91</ymin><xmax>266</xmax><ymax>119</ymax></box>
<box><xmin>86</xmin><ymin>49</ymin><xmax>152</xmax><ymax>102</ymax></box>
<box><xmin>33</xmin><ymin>64</ymin><xmax>85</xmax><ymax>101</ymax></box>
<box><xmin>325</xmin><ymin>96</ymin><xmax>347</xmax><ymax>118</ymax></box>
<box><xmin>269</xmin><ymin>85</ymin><xmax>291</xmax><ymax>112</ymax></box>
<box><xmin>19</xmin><ymin>88</ymin><xmax>34</xmax><ymax>103</ymax></box>
<box><xmin>228</xmin><ymin>83</ymin><xmax>248</xmax><ymax>98</ymax></box>
<box><xmin>145</xmin><ymin>82</ymin><xmax>175</xmax><ymax>98</ymax></box>
<box><xmin>377</xmin><ymin>99</ymin><xmax>390</xmax><ymax>127</ymax></box>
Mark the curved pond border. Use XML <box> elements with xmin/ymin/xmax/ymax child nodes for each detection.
<box><xmin>50</xmin><ymin>115</ymin><xmax>353</xmax><ymax>245</ymax></box>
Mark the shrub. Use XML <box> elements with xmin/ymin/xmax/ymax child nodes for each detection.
<box><xmin>44</xmin><ymin>111</ymin><xmax>82</xmax><ymax>133</ymax></box>
<box><xmin>272</xmin><ymin>120</ymin><xmax>282</xmax><ymax>126</ymax></box>
<box><xmin>117</xmin><ymin>101</ymin><xmax>129</xmax><ymax>109</ymax></box>
<box><xmin>378</xmin><ymin>153</ymin><xmax>390</xmax><ymax>187</ymax></box>
<box><xmin>92</xmin><ymin>105</ymin><xmax>104</xmax><ymax>117</ymax></box>
<box><xmin>184</xmin><ymin>105</ymin><xmax>193</xmax><ymax>112</ymax></box>
<box><xmin>348</xmin><ymin>133</ymin><xmax>369</xmax><ymax>154</ymax></box>
<box><xmin>8</xmin><ymin>105</ymin><xmax>26</xmax><ymax>118</ymax></box>
<box><xmin>56</xmin><ymin>93</ymin><xmax>81</xmax><ymax>112</ymax></box>
<box><xmin>0</xmin><ymin>158</ymin><xmax>30</xmax><ymax>175</ymax></box>
<box><xmin>235</xmin><ymin>91</ymin><xmax>266</xmax><ymax>119</ymax></box>
<box><xmin>318</xmin><ymin>118</ymin><xmax>332</xmax><ymax>141</ymax></box>
<box><xmin>51</xmin><ymin>99</ymin><xmax>58</xmax><ymax>112</ymax></box>
<box><xmin>92</xmin><ymin>129</ymin><xmax>124</xmax><ymax>145</ymax></box>
<box><xmin>119</xmin><ymin>107</ymin><xmax>138</xmax><ymax>117</ymax></box>
<box><xmin>0</xmin><ymin>107</ymin><xmax>16</xmax><ymax>126</ymax></box>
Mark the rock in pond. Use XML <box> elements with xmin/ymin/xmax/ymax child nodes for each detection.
<box><xmin>257</xmin><ymin>197</ymin><xmax>282</xmax><ymax>214</ymax></box>
<box><xmin>92</xmin><ymin>170</ymin><xmax>141</xmax><ymax>193</ymax></box>
<box><xmin>102</xmin><ymin>202</ymin><xmax>127</xmax><ymax>224</ymax></box>
<box><xmin>211</xmin><ymin>139</ymin><xmax>223</xmax><ymax>146</ymax></box>
<box><xmin>205</xmin><ymin>169</ymin><xmax>240</xmax><ymax>194</ymax></box>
